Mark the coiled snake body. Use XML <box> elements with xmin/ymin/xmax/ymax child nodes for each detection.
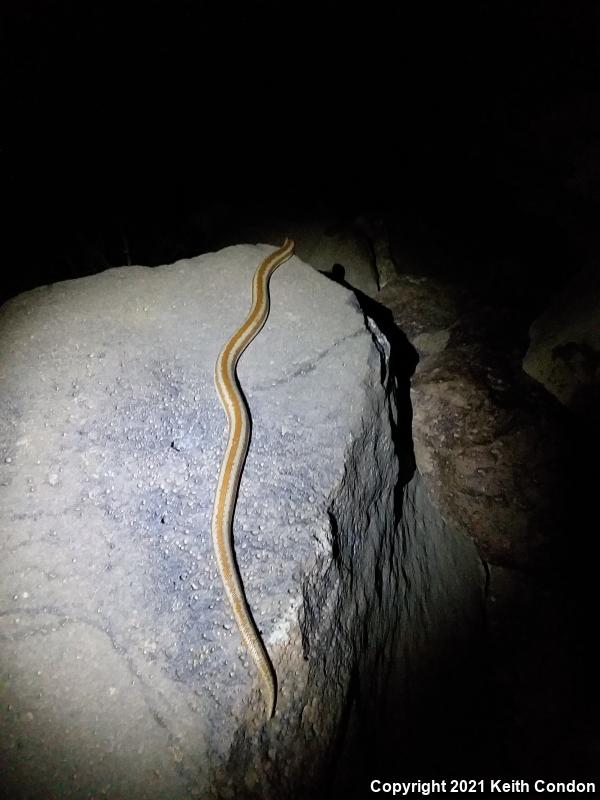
<box><xmin>211</xmin><ymin>240</ymin><xmax>295</xmax><ymax>718</ymax></box>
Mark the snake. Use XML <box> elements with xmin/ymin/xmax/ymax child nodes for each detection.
<box><xmin>211</xmin><ymin>239</ymin><xmax>295</xmax><ymax>718</ymax></box>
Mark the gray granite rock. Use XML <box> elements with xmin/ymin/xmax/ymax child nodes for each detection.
<box><xmin>215</xmin><ymin>217</ymin><xmax>380</xmax><ymax>296</ymax></box>
<box><xmin>0</xmin><ymin>245</ymin><xmax>486</xmax><ymax>798</ymax></box>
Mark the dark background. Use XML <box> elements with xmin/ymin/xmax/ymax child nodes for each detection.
<box><xmin>2</xmin><ymin>1</ymin><xmax>599</xmax><ymax>306</ymax></box>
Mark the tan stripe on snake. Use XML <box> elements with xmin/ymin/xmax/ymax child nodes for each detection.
<box><xmin>211</xmin><ymin>239</ymin><xmax>295</xmax><ymax>718</ymax></box>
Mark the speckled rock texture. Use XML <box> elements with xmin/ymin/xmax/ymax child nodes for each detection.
<box><xmin>0</xmin><ymin>245</ymin><xmax>486</xmax><ymax>799</ymax></box>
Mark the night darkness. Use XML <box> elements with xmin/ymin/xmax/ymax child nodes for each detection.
<box><xmin>1</xmin><ymin>1</ymin><xmax>600</xmax><ymax>798</ymax></box>
<box><xmin>3</xmin><ymin>1</ymin><xmax>598</xmax><ymax>301</ymax></box>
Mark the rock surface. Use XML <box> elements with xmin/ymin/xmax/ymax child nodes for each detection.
<box><xmin>375</xmin><ymin>269</ymin><xmax>597</xmax><ymax>777</ymax></box>
<box><xmin>214</xmin><ymin>215</ymin><xmax>380</xmax><ymax>296</ymax></box>
<box><xmin>0</xmin><ymin>245</ymin><xmax>485</xmax><ymax>798</ymax></box>
<box><xmin>378</xmin><ymin>274</ymin><xmax>573</xmax><ymax>568</ymax></box>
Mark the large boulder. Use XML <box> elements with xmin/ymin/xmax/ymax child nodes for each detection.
<box><xmin>0</xmin><ymin>245</ymin><xmax>484</xmax><ymax>798</ymax></box>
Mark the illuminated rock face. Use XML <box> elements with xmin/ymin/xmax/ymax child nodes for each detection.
<box><xmin>0</xmin><ymin>245</ymin><xmax>485</xmax><ymax>798</ymax></box>
<box><xmin>2</xmin><ymin>240</ymin><xmax>594</xmax><ymax>796</ymax></box>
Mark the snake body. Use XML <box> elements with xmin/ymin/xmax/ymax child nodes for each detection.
<box><xmin>211</xmin><ymin>239</ymin><xmax>295</xmax><ymax>718</ymax></box>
